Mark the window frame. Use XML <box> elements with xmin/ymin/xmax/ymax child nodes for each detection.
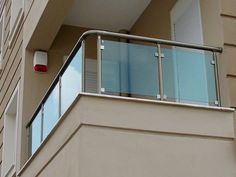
<box><xmin>1</xmin><ymin>83</ymin><xmax>20</xmax><ymax>177</ymax></box>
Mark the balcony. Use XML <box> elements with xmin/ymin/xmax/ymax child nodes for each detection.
<box><xmin>26</xmin><ymin>30</ymin><xmax>224</xmax><ymax>157</ymax></box>
<box><xmin>14</xmin><ymin>0</ymin><xmax>236</xmax><ymax>175</ymax></box>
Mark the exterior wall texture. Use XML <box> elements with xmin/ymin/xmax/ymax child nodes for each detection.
<box><xmin>220</xmin><ymin>0</ymin><xmax>236</xmax><ymax>108</ymax></box>
<box><xmin>0</xmin><ymin>0</ymin><xmax>235</xmax><ymax>176</ymax></box>
<box><xmin>130</xmin><ymin>0</ymin><xmax>176</xmax><ymax>39</ymax></box>
<box><xmin>0</xmin><ymin>0</ymin><xmax>23</xmax><ymax>175</ymax></box>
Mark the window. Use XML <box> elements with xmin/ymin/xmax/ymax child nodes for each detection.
<box><xmin>9</xmin><ymin>0</ymin><xmax>23</xmax><ymax>46</ymax></box>
<box><xmin>0</xmin><ymin>8</ymin><xmax>5</xmax><ymax>71</ymax></box>
<box><xmin>1</xmin><ymin>85</ymin><xmax>19</xmax><ymax>177</ymax></box>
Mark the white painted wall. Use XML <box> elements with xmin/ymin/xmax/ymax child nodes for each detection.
<box><xmin>171</xmin><ymin>0</ymin><xmax>203</xmax><ymax>44</ymax></box>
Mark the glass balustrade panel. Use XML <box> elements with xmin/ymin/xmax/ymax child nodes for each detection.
<box><xmin>30</xmin><ymin>109</ymin><xmax>42</xmax><ymax>156</ymax></box>
<box><xmin>101</xmin><ymin>40</ymin><xmax>159</xmax><ymax>99</ymax></box>
<box><xmin>61</xmin><ymin>47</ymin><xmax>82</xmax><ymax>115</ymax></box>
<box><xmin>43</xmin><ymin>82</ymin><xmax>60</xmax><ymax>139</ymax></box>
<box><xmin>162</xmin><ymin>47</ymin><xmax>217</xmax><ymax>105</ymax></box>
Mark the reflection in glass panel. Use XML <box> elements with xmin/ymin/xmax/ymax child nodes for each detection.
<box><xmin>61</xmin><ymin>47</ymin><xmax>82</xmax><ymax>115</ymax></box>
<box><xmin>101</xmin><ymin>40</ymin><xmax>159</xmax><ymax>99</ymax></box>
<box><xmin>43</xmin><ymin>83</ymin><xmax>59</xmax><ymax>139</ymax></box>
<box><xmin>162</xmin><ymin>47</ymin><xmax>217</xmax><ymax>105</ymax></box>
<box><xmin>30</xmin><ymin>109</ymin><xmax>42</xmax><ymax>155</ymax></box>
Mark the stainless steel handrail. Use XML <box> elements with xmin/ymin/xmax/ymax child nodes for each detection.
<box><xmin>78</xmin><ymin>30</ymin><xmax>222</xmax><ymax>52</ymax></box>
<box><xmin>26</xmin><ymin>30</ymin><xmax>222</xmax><ymax>128</ymax></box>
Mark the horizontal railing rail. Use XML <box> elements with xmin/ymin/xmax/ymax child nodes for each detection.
<box><xmin>82</xmin><ymin>30</ymin><xmax>222</xmax><ymax>52</ymax></box>
<box><xmin>26</xmin><ymin>30</ymin><xmax>223</xmax><ymax>129</ymax></box>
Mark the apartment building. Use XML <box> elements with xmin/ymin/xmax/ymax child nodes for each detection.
<box><xmin>0</xmin><ymin>0</ymin><xmax>235</xmax><ymax>176</ymax></box>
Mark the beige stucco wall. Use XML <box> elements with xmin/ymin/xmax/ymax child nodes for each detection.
<box><xmin>0</xmin><ymin>0</ymin><xmax>23</xmax><ymax>175</ymax></box>
<box><xmin>130</xmin><ymin>0</ymin><xmax>176</xmax><ymax>40</ymax></box>
<box><xmin>220</xmin><ymin>0</ymin><xmax>236</xmax><ymax>108</ymax></box>
<box><xmin>41</xmin><ymin>126</ymin><xmax>236</xmax><ymax>177</ymax></box>
<box><xmin>200</xmin><ymin>0</ymin><xmax>230</xmax><ymax>107</ymax></box>
<box><xmin>17</xmin><ymin>94</ymin><xmax>236</xmax><ymax>177</ymax></box>
<box><xmin>200</xmin><ymin>0</ymin><xmax>224</xmax><ymax>46</ymax></box>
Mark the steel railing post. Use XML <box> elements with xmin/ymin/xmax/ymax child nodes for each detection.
<box><xmin>82</xmin><ymin>40</ymin><xmax>85</xmax><ymax>92</ymax></box>
<box><xmin>41</xmin><ymin>104</ymin><xmax>44</xmax><ymax>142</ymax></box>
<box><xmin>213</xmin><ymin>52</ymin><xmax>221</xmax><ymax>106</ymax></box>
<box><xmin>157</xmin><ymin>44</ymin><xmax>164</xmax><ymax>100</ymax></box>
<box><xmin>97</xmin><ymin>35</ymin><xmax>102</xmax><ymax>94</ymax></box>
<box><xmin>27</xmin><ymin>125</ymin><xmax>32</xmax><ymax>157</ymax></box>
<box><xmin>59</xmin><ymin>77</ymin><xmax>62</xmax><ymax>117</ymax></box>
